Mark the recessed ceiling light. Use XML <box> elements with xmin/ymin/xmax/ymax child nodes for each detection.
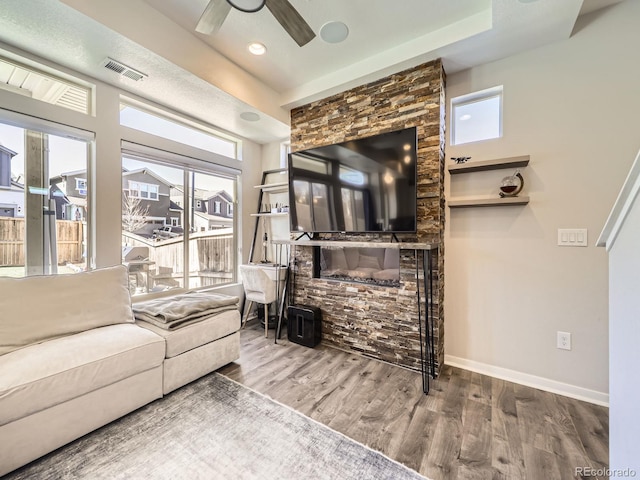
<box><xmin>240</xmin><ymin>112</ymin><xmax>260</xmax><ymax>122</ymax></box>
<box><xmin>247</xmin><ymin>42</ymin><xmax>267</xmax><ymax>55</ymax></box>
<box><xmin>320</xmin><ymin>21</ymin><xmax>349</xmax><ymax>44</ymax></box>
<box><xmin>460</xmin><ymin>114</ymin><xmax>472</xmax><ymax>121</ymax></box>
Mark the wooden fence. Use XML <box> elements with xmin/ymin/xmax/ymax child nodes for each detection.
<box><xmin>0</xmin><ymin>218</ymin><xmax>84</xmax><ymax>267</ymax></box>
<box><xmin>123</xmin><ymin>228</ymin><xmax>234</xmax><ymax>287</ymax></box>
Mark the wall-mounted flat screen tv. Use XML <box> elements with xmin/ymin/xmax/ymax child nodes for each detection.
<box><xmin>288</xmin><ymin>127</ymin><xmax>417</xmax><ymax>234</ymax></box>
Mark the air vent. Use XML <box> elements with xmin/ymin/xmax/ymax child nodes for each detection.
<box><xmin>102</xmin><ymin>58</ymin><xmax>147</xmax><ymax>82</ymax></box>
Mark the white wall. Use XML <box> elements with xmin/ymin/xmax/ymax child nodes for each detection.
<box><xmin>261</xmin><ymin>141</ymin><xmax>286</xmax><ymax>172</ymax></box>
<box><xmin>444</xmin><ymin>1</ymin><xmax>640</xmax><ymax>403</ymax></box>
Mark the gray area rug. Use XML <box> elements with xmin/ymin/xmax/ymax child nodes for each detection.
<box><xmin>6</xmin><ymin>373</ymin><xmax>428</xmax><ymax>480</ymax></box>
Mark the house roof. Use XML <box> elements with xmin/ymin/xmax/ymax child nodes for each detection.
<box><xmin>206</xmin><ymin>190</ymin><xmax>233</xmax><ymax>202</ymax></box>
<box><xmin>123</xmin><ymin>168</ymin><xmax>173</xmax><ymax>187</ymax></box>
<box><xmin>65</xmin><ymin>195</ymin><xmax>87</xmax><ymax>207</ymax></box>
<box><xmin>172</xmin><ymin>186</ymin><xmax>233</xmax><ymax>202</ymax></box>
<box><xmin>194</xmin><ymin>211</ymin><xmax>233</xmax><ymax>226</ymax></box>
<box><xmin>53</xmin><ymin>168</ymin><xmax>87</xmax><ymax>178</ymax></box>
<box><xmin>0</xmin><ymin>143</ymin><xmax>18</xmax><ymax>158</ymax></box>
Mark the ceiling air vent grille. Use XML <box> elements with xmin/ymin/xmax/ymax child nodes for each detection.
<box><xmin>102</xmin><ymin>58</ymin><xmax>147</xmax><ymax>82</ymax></box>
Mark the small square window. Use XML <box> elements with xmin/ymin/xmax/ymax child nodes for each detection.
<box><xmin>451</xmin><ymin>86</ymin><xmax>503</xmax><ymax>145</ymax></box>
<box><xmin>75</xmin><ymin>178</ymin><xmax>87</xmax><ymax>195</ymax></box>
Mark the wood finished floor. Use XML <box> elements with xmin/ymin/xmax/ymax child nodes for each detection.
<box><xmin>218</xmin><ymin>323</ymin><xmax>609</xmax><ymax>480</ymax></box>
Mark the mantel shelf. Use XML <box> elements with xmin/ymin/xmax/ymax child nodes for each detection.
<box><xmin>272</xmin><ymin>239</ymin><xmax>437</xmax><ymax>250</ymax></box>
<box><xmin>448</xmin><ymin>155</ymin><xmax>530</xmax><ymax>174</ymax></box>
<box><xmin>448</xmin><ymin>196</ymin><xmax>530</xmax><ymax>208</ymax></box>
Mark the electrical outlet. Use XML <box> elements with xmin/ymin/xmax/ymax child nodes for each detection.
<box><xmin>557</xmin><ymin>331</ymin><xmax>572</xmax><ymax>350</ymax></box>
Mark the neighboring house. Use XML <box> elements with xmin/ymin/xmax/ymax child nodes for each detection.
<box><xmin>50</xmin><ymin>167</ymin><xmax>183</xmax><ymax>237</ymax></box>
<box><xmin>0</xmin><ymin>179</ymin><xmax>24</xmax><ymax>218</ymax></box>
<box><xmin>199</xmin><ymin>190</ymin><xmax>233</xmax><ymax>231</ymax></box>
<box><xmin>0</xmin><ymin>144</ymin><xmax>24</xmax><ymax>218</ymax></box>
<box><xmin>49</xmin><ymin>169</ymin><xmax>88</xmax><ymax>221</ymax></box>
<box><xmin>193</xmin><ymin>210</ymin><xmax>233</xmax><ymax>231</ymax></box>
<box><xmin>122</xmin><ymin>168</ymin><xmax>181</xmax><ymax>237</ymax></box>
<box><xmin>171</xmin><ymin>187</ymin><xmax>233</xmax><ymax>231</ymax></box>
<box><xmin>206</xmin><ymin>190</ymin><xmax>234</xmax><ymax>220</ymax></box>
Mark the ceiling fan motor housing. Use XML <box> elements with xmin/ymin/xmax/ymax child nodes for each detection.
<box><xmin>226</xmin><ymin>0</ymin><xmax>266</xmax><ymax>13</ymax></box>
<box><xmin>198</xmin><ymin>0</ymin><xmax>316</xmax><ymax>47</ymax></box>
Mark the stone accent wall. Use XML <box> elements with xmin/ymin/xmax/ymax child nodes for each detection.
<box><xmin>289</xmin><ymin>60</ymin><xmax>445</xmax><ymax>374</ymax></box>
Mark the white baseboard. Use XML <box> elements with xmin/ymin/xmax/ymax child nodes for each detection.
<box><xmin>444</xmin><ymin>355</ymin><xmax>609</xmax><ymax>407</ymax></box>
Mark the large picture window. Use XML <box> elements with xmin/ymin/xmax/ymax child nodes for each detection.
<box><xmin>121</xmin><ymin>154</ymin><xmax>237</xmax><ymax>296</ymax></box>
<box><xmin>0</xmin><ymin>121</ymin><xmax>90</xmax><ymax>277</ymax></box>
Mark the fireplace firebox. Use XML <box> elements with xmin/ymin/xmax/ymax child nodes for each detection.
<box><xmin>316</xmin><ymin>247</ymin><xmax>400</xmax><ymax>287</ymax></box>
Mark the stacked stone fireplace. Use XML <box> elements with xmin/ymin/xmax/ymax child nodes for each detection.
<box><xmin>289</xmin><ymin>59</ymin><xmax>445</xmax><ymax>375</ymax></box>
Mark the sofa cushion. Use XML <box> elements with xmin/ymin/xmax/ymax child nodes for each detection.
<box><xmin>0</xmin><ymin>323</ymin><xmax>165</xmax><ymax>426</ymax></box>
<box><xmin>0</xmin><ymin>265</ymin><xmax>134</xmax><ymax>356</ymax></box>
<box><xmin>137</xmin><ymin>309</ymin><xmax>240</xmax><ymax>358</ymax></box>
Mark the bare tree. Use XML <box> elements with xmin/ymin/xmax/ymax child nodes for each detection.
<box><xmin>122</xmin><ymin>194</ymin><xmax>150</xmax><ymax>233</ymax></box>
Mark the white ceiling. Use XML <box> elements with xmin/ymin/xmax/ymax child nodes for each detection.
<box><xmin>0</xmin><ymin>0</ymin><xmax>626</xmax><ymax>144</ymax></box>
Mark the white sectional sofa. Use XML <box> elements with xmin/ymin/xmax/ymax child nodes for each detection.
<box><xmin>0</xmin><ymin>265</ymin><xmax>240</xmax><ymax>476</ymax></box>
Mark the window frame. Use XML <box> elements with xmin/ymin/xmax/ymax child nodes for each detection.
<box><xmin>0</xmin><ymin>108</ymin><xmax>94</xmax><ymax>276</ymax></box>
<box><xmin>121</xmin><ymin>143</ymin><xmax>240</xmax><ymax>294</ymax></box>
<box><xmin>0</xmin><ymin>55</ymin><xmax>93</xmax><ymax>115</ymax></box>
<box><xmin>119</xmin><ymin>99</ymin><xmax>240</xmax><ymax>160</ymax></box>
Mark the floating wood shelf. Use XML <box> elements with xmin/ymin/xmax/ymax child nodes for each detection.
<box><xmin>448</xmin><ymin>155</ymin><xmax>530</xmax><ymax>174</ymax></box>
<box><xmin>250</xmin><ymin>212</ymin><xmax>289</xmax><ymax>217</ymax></box>
<box><xmin>448</xmin><ymin>196</ymin><xmax>530</xmax><ymax>208</ymax></box>
<box><xmin>253</xmin><ymin>182</ymin><xmax>288</xmax><ymax>192</ymax></box>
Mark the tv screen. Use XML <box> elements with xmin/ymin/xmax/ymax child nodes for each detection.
<box><xmin>288</xmin><ymin>127</ymin><xmax>417</xmax><ymax>233</ymax></box>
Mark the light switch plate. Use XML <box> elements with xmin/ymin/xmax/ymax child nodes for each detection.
<box><xmin>558</xmin><ymin>229</ymin><xmax>588</xmax><ymax>247</ymax></box>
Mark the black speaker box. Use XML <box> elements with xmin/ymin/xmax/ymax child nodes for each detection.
<box><xmin>287</xmin><ymin>305</ymin><xmax>322</xmax><ymax>348</ymax></box>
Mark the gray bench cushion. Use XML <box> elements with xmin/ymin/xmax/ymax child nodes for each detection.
<box><xmin>137</xmin><ymin>309</ymin><xmax>240</xmax><ymax>358</ymax></box>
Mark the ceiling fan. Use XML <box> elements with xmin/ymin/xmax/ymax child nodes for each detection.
<box><xmin>196</xmin><ymin>0</ymin><xmax>316</xmax><ymax>47</ymax></box>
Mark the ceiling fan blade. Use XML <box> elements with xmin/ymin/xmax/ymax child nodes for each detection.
<box><xmin>265</xmin><ymin>0</ymin><xmax>315</xmax><ymax>47</ymax></box>
<box><xmin>196</xmin><ymin>0</ymin><xmax>232</xmax><ymax>35</ymax></box>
